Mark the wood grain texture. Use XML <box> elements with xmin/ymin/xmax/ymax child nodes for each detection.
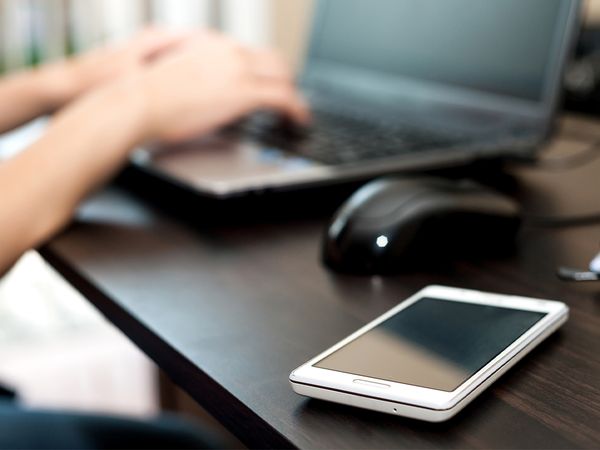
<box><xmin>41</xmin><ymin>116</ymin><xmax>600</xmax><ymax>449</ymax></box>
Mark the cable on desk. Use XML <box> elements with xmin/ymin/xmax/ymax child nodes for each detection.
<box><xmin>521</xmin><ymin>136</ymin><xmax>600</xmax><ymax>171</ymax></box>
<box><xmin>522</xmin><ymin>211</ymin><xmax>600</xmax><ymax>228</ymax></box>
<box><xmin>507</xmin><ymin>135</ymin><xmax>600</xmax><ymax>228</ymax></box>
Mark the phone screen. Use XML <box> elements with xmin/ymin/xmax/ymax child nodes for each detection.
<box><xmin>314</xmin><ymin>297</ymin><xmax>546</xmax><ymax>391</ymax></box>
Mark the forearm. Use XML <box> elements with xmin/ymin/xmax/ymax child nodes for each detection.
<box><xmin>0</xmin><ymin>30</ymin><xmax>308</xmax><ymax>275</ymax></box>
<box><xmin>0</xmin><ymin>66</ymin><xmax>69</xmax><ymax>133</ymax></box>
<box><xmin>0</xmin><ymin>76</ymin><xmax>147</xmax><ymax>273</ymax></box>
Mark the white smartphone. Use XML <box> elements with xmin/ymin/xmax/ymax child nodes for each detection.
<box><xmin>290</xmin><ymin>285</ymin><xmax>568</xmax><ymax>422</ymax></box>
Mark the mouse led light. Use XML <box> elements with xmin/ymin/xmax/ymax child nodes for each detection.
<box><xmin>376</xmin><ymin>235</ymin><xmax>389</xmax><ymax>248</ymax></box>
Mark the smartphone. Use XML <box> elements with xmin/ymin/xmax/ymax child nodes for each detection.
<box><xmin>290</xmin><ymin>285</ymin><xmax>568</xmax><ymax>422</ymax></box>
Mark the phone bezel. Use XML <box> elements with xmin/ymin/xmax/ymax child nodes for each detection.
<box><xmin>290</xmin><ymin>285</ymin><xmax>568</xmax><ymax>411</ymax></box>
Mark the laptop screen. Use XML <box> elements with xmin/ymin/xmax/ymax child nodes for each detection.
<box><xmin>306</xmin><ymin>0</ymin><xmax>574</xmax><ymax>105</ymax></box>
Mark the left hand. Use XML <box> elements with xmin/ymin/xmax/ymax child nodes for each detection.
<box><xmin>38</xmin><ymin>27</ymin><xmax>191</xmax><ymax>111</ymax></box>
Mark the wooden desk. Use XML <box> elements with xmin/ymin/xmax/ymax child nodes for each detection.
<box><xmin>41</xmin><ymin>116</ymin><xmax>600</xmax><ymax>449</ymax></box>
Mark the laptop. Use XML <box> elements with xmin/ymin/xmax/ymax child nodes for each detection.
<box><xmin>130</xmin><ymin>0</ymin><xmax>580</xmax><ymax>199</ymax></box>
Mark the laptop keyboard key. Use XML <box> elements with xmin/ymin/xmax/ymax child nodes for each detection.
<box><xmin>241</xmin><ymin>110</ymin><xmax>465</xmax><ymax>166</ymax></box>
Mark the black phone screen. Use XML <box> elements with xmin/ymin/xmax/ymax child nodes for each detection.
<box><xmin>314</xmin><ymin>298</ymin><xmax>546</xmax><ymax>391</ymax></box>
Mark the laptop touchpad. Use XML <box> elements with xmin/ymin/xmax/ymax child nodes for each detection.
<box><xmin>133</xmin><ymin>134</ymin><xmax>325</xmax><ymax>194</ymax></box>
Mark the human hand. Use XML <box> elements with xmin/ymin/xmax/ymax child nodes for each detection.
<box><xmin>136</xmin><ymin>30</ymin><xmax>310</xmax><ymax>143</ymax></box>
<box><xmin>39</xmin><ymin>27</ymin><xmax>190</xmax><ymax>111</ymax></box>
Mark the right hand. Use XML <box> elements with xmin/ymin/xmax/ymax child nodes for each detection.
<box><xmin>138</xmin><ymin>30</ymin><xmax>310</xmax><ymax>143</ymax></box>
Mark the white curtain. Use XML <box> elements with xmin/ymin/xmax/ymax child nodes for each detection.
<box><xmin>220</xmin><ymin>0</ymin><xmax>271</xmax><ymax>46</ymax></box>
<box><xmin>0</xmin><ymin>0</ymin><xmax>272</xmax><ymax>72</ymax></box>
<box><xmin>151</xmin><ymin>0</ymin><xmax>214</xmax><ymax>29</ymax></box>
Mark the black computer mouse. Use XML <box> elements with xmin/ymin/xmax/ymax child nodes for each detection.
<box><xmin>323</xmin><ymin>176</ymin><xmax>521</xmax><ymax>274</ymax></box>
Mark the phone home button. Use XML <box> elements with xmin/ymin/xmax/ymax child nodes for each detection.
<box><xmin>353</xmin><ymin>379</ymin><xmax>391</xmax><ymax>388</ymax></box>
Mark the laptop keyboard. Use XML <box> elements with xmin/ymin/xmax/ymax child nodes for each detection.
<box><xmin>239</xmin><ymin>108</ymin><xmax>468</xmax><ymax>165</ymax></box>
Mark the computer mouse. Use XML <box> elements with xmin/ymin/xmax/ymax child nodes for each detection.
<box><xmin>323</xmin><ymin>176</ymin><xmax>521</xmax><ymax>274</ymax></box>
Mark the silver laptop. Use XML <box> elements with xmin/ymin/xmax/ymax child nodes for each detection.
<box><xmin>131</xmin><ymin>0</ymin><xmax>580</xmax><ymax>199</ymax></box>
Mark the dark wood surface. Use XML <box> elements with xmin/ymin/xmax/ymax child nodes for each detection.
<box><xmin>41</xmin><ymin>116</ymin><xmax>600</xmax><ymax>449</ymax></box>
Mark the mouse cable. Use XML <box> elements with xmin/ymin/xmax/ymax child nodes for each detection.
<box><xmin>508</xmin><ymin>134</ymin><xmax>600</xmax><ymax>228</ymax></box>
<box><xmin>517</xmin><ymin>134</ymin><xmax>600</xmax><ymax>171</ymax></box>
<box><xmin>522</xmin><ymin>211</ymin><xmax>600</xmax><ymax>228</ymax></box>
